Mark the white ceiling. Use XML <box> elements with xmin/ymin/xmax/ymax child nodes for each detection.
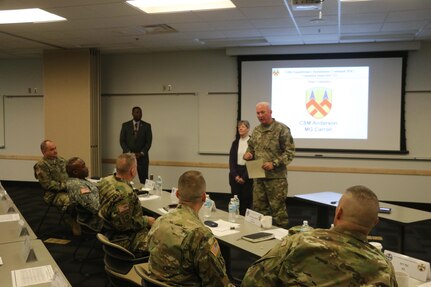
<box><xmin>1</xmin><ymin>0</ymin><xmax>431</xmax><ymax>58</ymax></box>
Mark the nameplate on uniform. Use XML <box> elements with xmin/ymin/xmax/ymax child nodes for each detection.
<box><xmin>244</xmin><ymin>208</ymin><xmax>264</xmax><ymax>227</ymax></box>
<box><xmin>384</xmin><ymin>250</ymin><xmax>430</xmax><ymax>282</ymax></box>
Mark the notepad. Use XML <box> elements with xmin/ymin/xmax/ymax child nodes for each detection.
<box><xmin>242</xmin><ymin>232</ymin><xmax>275</xmax><ymax>243</ymax></box>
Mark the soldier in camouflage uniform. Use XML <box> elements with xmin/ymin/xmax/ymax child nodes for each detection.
<box><xmin>33</xmin><ymin>140</ymin><xmax>70</xmax><ymax>211</ymax></box>
<box><xmin>241</xmin><ymin>185</ymin><xmax>398</xmax><ymax>287</ymax></box>
<box><xmin>98</xmin><ymin>153</ymin><xmax>155</xmax><ymax>256</ymax></box>
<box><xmin>244</xmin><ymin>102</ymin><xmax>295</xmax><ymax>228</ymax></box>
<box><xmin>147</xmin><ymin>170</ymin><xmax>233</xmax><ymax>287</ymax></box>
<box><xmin>66</xmin><ymin>157</ymin><xmax>102</xmax><ymax>231</ymax></box>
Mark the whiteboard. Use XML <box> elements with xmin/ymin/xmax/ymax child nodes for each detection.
<box><xmin>3</xmin><ymin>96</ymin><xmax>44</xmax><ymax>153</ymax></box>
<box><xmin>198</xmin><ymin>93</ymin><xmax>237</xmax><ymax>154</ymax></box>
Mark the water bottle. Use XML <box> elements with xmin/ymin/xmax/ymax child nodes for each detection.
<box><xmin>233</xmin><ymin>195</ymin><xmax>240</xmax><ymax>218</ymax></box>
<box><xmin>300</xmin><ymin>220</ymin><xmax>312</xmax><ymax>232</ymax></box>
<box><xmin>204</xmin><ymin>194</ymin><xmax>212</xmax><ymax>218</ymax></box>
<box><xmin>228</xmin><ymin>198</ymin><xmax>236</xmax><ymax>222</ymax></box>
<box><xmin>156</xmin><ymin>176</ymin><xmax>163</xmax><ymax>196</ymax></box>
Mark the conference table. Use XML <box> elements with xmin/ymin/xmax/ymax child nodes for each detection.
<box><xmin>0</xmin><ymin>193</ymin><xmax>37</xmax><ymax>243</ymax></box>
<box><xmin>295</xmin><ymin>191</ymin><xmax>431</xmax><ymax>253</ymax></box>
<box><xmin>139</xmin><ymin>191</ymin><xmax>280</xmax><ymax>258</ymax></box>
<box><xmin>139</xmin><ymin>190</ymin><xmax>285</xmax><ymax>281</ymax></box>
<box><xmin>0</xmin><ymin>239</ymin><xmax>70</xmax><ymax>287</ymax></box>
<box><xmin>0</xmin><ymin>182</ymin><xmax>71</xmax><ymax>287</ymax></box>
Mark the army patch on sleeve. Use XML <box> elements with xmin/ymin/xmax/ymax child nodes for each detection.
<box><xmin>210</xmin><ymin>239</ymin><xmax>220</xmax><ymax>257</ymax></box>
<box><xmin>117</xmin><ymin>202</ymin><xmax>130</xmax><ymax>214</ymax></box>
<box><xmin>80</xmin><ymin>187</ymin><xmax>91</xmax><ymax>194</ymax></box>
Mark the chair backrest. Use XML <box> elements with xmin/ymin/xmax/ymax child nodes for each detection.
<box><xmin>96</xmin><ymin>233</ymin><xmax>148</xmax><ymax>275</ymax></box>
<box><xmin>75</xmin><ymin>205</ymin><xmax>103</xmax><ymax>233</ymax></box>
<box><xmin>134</xmin><ymin>263</ymin><xmax>173</xmax><ymax>287</ymax></box>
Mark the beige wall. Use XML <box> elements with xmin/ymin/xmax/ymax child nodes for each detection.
<box><xmin>43</xmin><ymin>49</ymin><xmax>92</xmax><ymax>171</ymax></box>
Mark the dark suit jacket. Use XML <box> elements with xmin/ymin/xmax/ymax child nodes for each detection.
<box><xmin>228</xmin><ymin>137</ymin><xmax>250</xmax><ymax>187</ymax></box>
<box><xmin>120</xmin><ymin>120</ymin><xmax>152</xmax><ymax>157</ymax></box>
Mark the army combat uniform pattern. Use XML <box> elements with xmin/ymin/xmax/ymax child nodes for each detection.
<box><xmin>66</xmin><ymin>177</ymin><xmax>102</xmax><ymax>231</ymax></box>
<box><xmin>246</xmin><ymin>119</ymin><xmax>295</xmax><ymax>228</ymax></box>
<box><xmin>241</xmin><ymin>226</ymin><xmax>398</xmax><ymax>287</ymax></box>
<box><xmin>147</xmin><ymin>204</ymin><xmax>232</xmax><ymax>287</ymax></box>
<box><xmin>98</xmin><ymin>175</ymin><xmax>150</xmax><ymax>255</ymax></box>
<box><xmin>34</xmin><ymin>156</ymin><xmax>70</xmax><ymax>211</ymax></box>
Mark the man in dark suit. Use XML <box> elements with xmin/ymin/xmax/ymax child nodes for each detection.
<box><xmin>120</xmin><ymin>106</ymin><xmax>152</xmax><ymax>183</ymax></box>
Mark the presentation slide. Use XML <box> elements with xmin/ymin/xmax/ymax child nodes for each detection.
<box><xmin>240</xmin><ymin>53</ymin><xmax>406</xmax><ymax>153</ymax></box>
<box><xmin>272</xmin><ymin>66</ymin><xmax>369</xmax><ymax>139</ymax></box>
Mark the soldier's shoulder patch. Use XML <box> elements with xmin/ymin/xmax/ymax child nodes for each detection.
<box><xmin>80</xmin><ymin>187</ymin><xmax>91</xmax><ymax>194</ymax></box>
<box><xmin>210</xmin><ymin>239</ymin><xmax>220</xmax><ymax>257</ymax></box>
<box><xmin>117</xmin><ymin>202</ymin><xmax>130</xmax><ymax>213</ymax></box>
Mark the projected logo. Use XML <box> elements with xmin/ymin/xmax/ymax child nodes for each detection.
<box><xmin>305</xmin><ymin>88</ymin><xmax>332</xmax><ymax>119</ymax></box>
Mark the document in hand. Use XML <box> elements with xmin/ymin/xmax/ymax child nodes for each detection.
<box><xmin>245</xmin><ymin>159</ymin><xmax>265</xmax><ymax>178</ymax></box>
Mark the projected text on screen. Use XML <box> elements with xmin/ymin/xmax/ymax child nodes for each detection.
<box><xmin>272</xmin><ymin>66</ymin><xmax>369</xmax><ymax>140</ymax></box>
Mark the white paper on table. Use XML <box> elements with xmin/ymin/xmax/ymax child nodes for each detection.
<box><xmin>138</xmin><ymin>194</ymin><xmax>160</xmax><ymax>201</ymax></box>
<box><xmin>245</xmin><ymin>159</ymin><xmax>265</xmax><ymax>179</ymax></box>
<box><xmin>207</xmin><ymin>220</ymin><xmax>240</xmax><ymax>237</ymax></box>
<box><xmin>11</xmin><ymin>265</ymin><xmax>54</xmax><ymax>287</ymax></box>
<box><xmin>0</xmin><ymin>213</ymin><xmax>20</xmax><ymax>222</ymax></box>
<box><xmin>263</xmin><ymin>228</ymin><xmax>289</xmax><ymax>240</ymax></box>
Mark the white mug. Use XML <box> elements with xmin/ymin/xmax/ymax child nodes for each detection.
<box><xmin>395</xmin><ymin>271</ymin><xmax>409</xmax><ymax>287</ymax></box>
<box><xmin>260</xmin><ymin>216</ymin><xmax>272</xmax><ymax>229</ymax></box>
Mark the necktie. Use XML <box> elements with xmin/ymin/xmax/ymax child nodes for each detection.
<box><xmin>134</xmin><ymin>122</ymin><xmax>138</xmax><ymax>137</ymax></box>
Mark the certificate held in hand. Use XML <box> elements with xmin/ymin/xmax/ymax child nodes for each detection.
<box><xmin>245</xmin><ymin>159</ymin><xmax>265</xmax><ymax>179</ymax></box>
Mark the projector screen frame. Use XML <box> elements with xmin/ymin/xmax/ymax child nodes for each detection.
<box><xmin>238</xmin><ymin>51</ymin><xmax>408</xmax><ymax>155</ymax></box>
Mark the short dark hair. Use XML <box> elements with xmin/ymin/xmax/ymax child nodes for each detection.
<box><xmin>177</xmin><ymin>170</ymin><xmax>206</xmax><ymax>202</ymax></box>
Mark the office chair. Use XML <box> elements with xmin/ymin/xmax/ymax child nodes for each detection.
<box><xmin>73</xmin><ymin>206</ymin><xmax>104</xmax><ymax>274</ymax></box>
<box><xmin>33</xmin><ymin>164</ymin><xmax>67</xmax><ymax>235</ymax></box>
<box><xmin>36</xmin><ymin>195</ymin><xmax>68</xmax><ymax>235</ymax></box>
<box><xmin>97</xmin><ymin>233</ymin><xmax>148</xmax><ymax>287</ymax></box>
<box><xmin>134</xmin><ymin>263</ymin><xmax>173</xmax><ymax>287</ymax></box>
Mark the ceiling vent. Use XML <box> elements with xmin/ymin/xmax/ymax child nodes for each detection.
<box><xmin>140</xmin><ymin>24</ymin><xmax>177</xmax><ymax>34</ymax></box>
<box><xmin>291</xmin><ymin>0</ymin><xmax>323</xmax><ymax>11</ymax></box>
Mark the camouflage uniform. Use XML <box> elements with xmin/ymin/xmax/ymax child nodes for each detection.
<box><xmin>147</xmin><ymin>204</ymin><xmax>231</xmax><ymax>287</ymax></box>
<box><xmin>34</xmin><ymin>156</ymin><xmax>70</xmax><ymax>210</ymax></box>
<box><xmin>66</xmin><ymin>177</ymin><xmax>102</xmax><ymax>231</ymax></box>
<box><xmin>98</xmin><ymin>175</ymin><xmax>150</xmax><ymax>255</ymax></box>
<box><xmin>241</xmin><ymin>226</ymin><xmax>398</xmax><ymax>287</ymax></box>
<box><xmin>246</xmin><ymin>119</ymin><xmax>295</xmax><ymax>228</ymax></box>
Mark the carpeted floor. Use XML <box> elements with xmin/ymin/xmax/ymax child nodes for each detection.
<box><xmin>4</xmin><ymin>181</ymin><xmax>431</xmax><ymax>287</ymax></box>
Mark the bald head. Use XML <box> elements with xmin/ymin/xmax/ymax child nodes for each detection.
<box><xmin>177</xmin><ymin>170</ymin><xmax>206</xmax><ymax>203</ymax></box>
<box><xmin>335</xmin><ymin>185</ymin><xmax>379</xmax><ymax>234</ymax></box>
<box><xmin>256</xmin><ymin>102</ymin><xmax>273</xmax><ymax>125</ymax></box>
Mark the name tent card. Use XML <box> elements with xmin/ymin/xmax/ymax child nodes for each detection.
<box><xmin>18</xmin><ymin>220</ymin><xmax>30</xmax><ymax>237</ymax></box>
<box><xmin>22</xmin><ymin>236</ymin><xmax>38</xmax><ymax>263</ymax></box>
<box><xmin>244</xmin><ymin>208</ymin><xmax>264</xmax><ymax>227</ymax></box>
<box><xmin>144</xmin><ymin>179</ymin><xmax>155</xmax><ymax>190</ymax></box>
<box><xmin>385</xmin><ymin>250</ymin><xmax>430</xmax><ymax>282</ymax></box>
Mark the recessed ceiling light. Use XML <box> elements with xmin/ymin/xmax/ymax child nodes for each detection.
<box><xmin>126</xmin><ymin>0</ymin><xmax>236</xmax><ymax>14</ymax></box>
<box><xmin>0</xmin><ymin>8</ymin><xmax>66</xmax><ymax>24</ymax></box>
